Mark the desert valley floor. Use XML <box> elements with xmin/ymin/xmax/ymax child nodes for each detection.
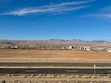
<box><xmin>0</xmin><ymin>49</ymin><xmax>111</xmax><ymax>62</ymax></box>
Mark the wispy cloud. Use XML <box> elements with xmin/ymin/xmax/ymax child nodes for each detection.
<box><xmin>98</xmin><ymin>14</ymin><xmax>111</xmax><ymax>18</ymax></box>
<box><xmin>99</xmin><ymin>6</ymin><xmax>111</xmax><ymax>18</ymax></box>
<box><xmin>3</xmin><ymin>0</ymin><xmax>95</xmax><ymax>16</ymax></box>
<box><xmin>84</xmin><ymin>6</ymin><xmax>111</xmax><ymax>19</ymax></box>
<box><xmin>83</xmin><ymin>14</ymin><xmax>111</xmax><ymax>18</ymax></box>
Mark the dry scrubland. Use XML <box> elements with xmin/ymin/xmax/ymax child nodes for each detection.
<box><xmin>0</xmin><ymin>74</ymin><xmax>111</xmax><ymax>83</ymax></box>
<box><xmin>0</xmin><ymin>49</ymin><xmax>111</xmax><ymax>62</ymax></box>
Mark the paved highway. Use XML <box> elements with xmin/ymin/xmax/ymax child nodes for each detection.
<box><xmin>0</xmin><ymin>68</ymin><xmax>111</xmax><ymax>74</ymax></box>
<box><xmin>0</xmin><ymin>62</ymin><xmax>111</xmax><ymax>67</ymax></box>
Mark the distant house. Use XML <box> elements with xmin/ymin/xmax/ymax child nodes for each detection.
<box><xmin>11</xmin><ymin>46</ymin><xmax>18</xmax><ymax>49</ymax></box>
<box><xmin>61</xmin><ymin>47</ymin><xmax>65</xmax><ymax>50</ymax></box>
<box><xmin>107</xmin><ymin>48</ymin><xmax>111</xmax><ymax>52</ymax></box>
<box><xmin>67</xmin><ymin>46</ymin><xmax>73</xmax><ymax>50</ymax></box>
<box><xmin>84</xmin><ymin>47</ymin><xmax>91</xmax><ymax>51</ymax></box>
<box><xmin>94</xmin><ymin>48</ymin><xmax>105</xmax><ymax>51</ymax></box>
<box><xmin>80</xmin><ymin>46</ymin><xmax>90</xmax><ymax>51</ymax></box>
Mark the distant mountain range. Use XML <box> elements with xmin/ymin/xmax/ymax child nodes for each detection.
<box><xmin>0</xmin><ymin>39</ymin><xmax>111</xmax><ymax>49</ymax></box>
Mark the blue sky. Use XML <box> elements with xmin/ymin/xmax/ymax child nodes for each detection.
<box><xmin>0</xmin><ymin>0</ymin><xmax>111</xmax><ymax>40</ymax></box>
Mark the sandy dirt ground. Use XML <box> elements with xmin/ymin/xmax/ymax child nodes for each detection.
<box><xmin>0</xmin><ymin>49</ymin><xmax>111</xmax><ymax>62</ymax></box>
<box><xmin>0</xmin><ymin>74</ymin><xmax>111</xmax><ymax>82</ymax></box>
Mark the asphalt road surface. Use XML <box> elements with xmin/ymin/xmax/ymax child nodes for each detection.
<box><xmin>0</xmin><ymin>62</ymin><xmax>111</xmax><ymax>67</ymax></box>
<box><xmin>0</xmin><ymin>68</ymin><xmax>111</xmax><ymax>75</ymax></box>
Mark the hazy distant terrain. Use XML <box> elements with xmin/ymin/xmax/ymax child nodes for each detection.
<box><xmin>0</xmin><ymin>39</ymin><xmax>111</xmax><ymax>49</ymax></box>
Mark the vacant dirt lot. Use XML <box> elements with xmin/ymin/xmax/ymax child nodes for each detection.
<box><xmin>0</xmin><ymin>49</ymin><xmax>111</xmax><ymax>59</ymax></box>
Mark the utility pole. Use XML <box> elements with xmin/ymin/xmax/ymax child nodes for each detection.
<box><xmin>94</xmin><ymin>64</ymin><xmax>96</xmax><ymax>74</ymax></box>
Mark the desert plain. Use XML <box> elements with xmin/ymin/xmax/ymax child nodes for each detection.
<box><xmin>0</xmin><ymin>49</ymin><xmax>111</xmax><ymax>62</ymax></box>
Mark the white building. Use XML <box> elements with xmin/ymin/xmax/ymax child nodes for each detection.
<box><xmin>94</xmin><ymin>48</ymin><xmax>105</xmax><ymax>51</ymax></box>
<box><xmin>11</xmin><ymin>46</ymin><xmax>18</xmax><ymax>49</ymax></box>
<box><xmin>80</xmin><ymin>47</ymin><xmax>90</xmax><ymax>51</ymax></box>
<box><xmin>67</xmin><ymin>46</ymin><xmax>73</xmax><ymax>50</ymax></box>
<box><xmin>107</xmin><ymin>48</ymin><xmax>111</xmax><ymax>52</ymax></box>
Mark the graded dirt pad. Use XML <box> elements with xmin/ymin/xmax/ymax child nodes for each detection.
<box><xmin>0</xmin><ymin>49</ymin><xmax>111</xmax><ymax>62</ymax></box>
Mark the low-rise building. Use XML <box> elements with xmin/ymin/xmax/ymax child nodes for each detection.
<box><xmin>67</xmin><ymin>46</ymin><xmax>73</xmax><ymax>50</ymax></box>
<box><xmin>80</xmin><ymin>46</ymin><xmax>91</xmax><ymax>51</ymax></box>
<box><xmin>93</xmin><ymin>48</ymin><xmax>105</xmax><ymax>52</ymax></box>
<box><xmin>107</xmin><ymin>48</ymin><xmax>111</xmax><ymax>52</ymax></box>
<box><xmin>11</xmin><ymin>46</ymin><xmax>18</xmax><ymax>49</ymax></box>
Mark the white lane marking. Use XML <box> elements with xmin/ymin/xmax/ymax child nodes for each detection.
<box><xmin>26</xmin><ymin>70</ymin><xmax>37</xmax><ymax>72</ymax></box>
<box><xmin>66</xmin><ymin>70</ymin><xmax>78</xmax><ymax>72</ymax></box>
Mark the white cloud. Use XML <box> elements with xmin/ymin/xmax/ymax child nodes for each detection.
<box><xmin>3</xmin><ymin>0</ymin><xmax>95</xmax><ymax>16</ymax></box>
<box><xmin>54</xmin><ymin>0</ymin><xmax>95</xmax><ymax>6</ymax></box>
<box><xmin>97</xmin><ymin>6</ymin><xmax>111</xmax><ymax>18</ymax></box>
<box><xmin>83</xmin><ymin>6</ymin><xmax>111</xmax><ymax>19</ymax></box>
<box><xmin>87</xmin><ymin>14</ymin><xmax>111</xmax><ymax>19</ymax></box>
<box><xmin>99</xmin><ymin>14</ymin><xmax>111</xmax><ymax>18</ymax></box>
<box><xmin>83</xmin><ymin>14</ymin><xmax>111</xmax><ymax>18</ymax></box>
